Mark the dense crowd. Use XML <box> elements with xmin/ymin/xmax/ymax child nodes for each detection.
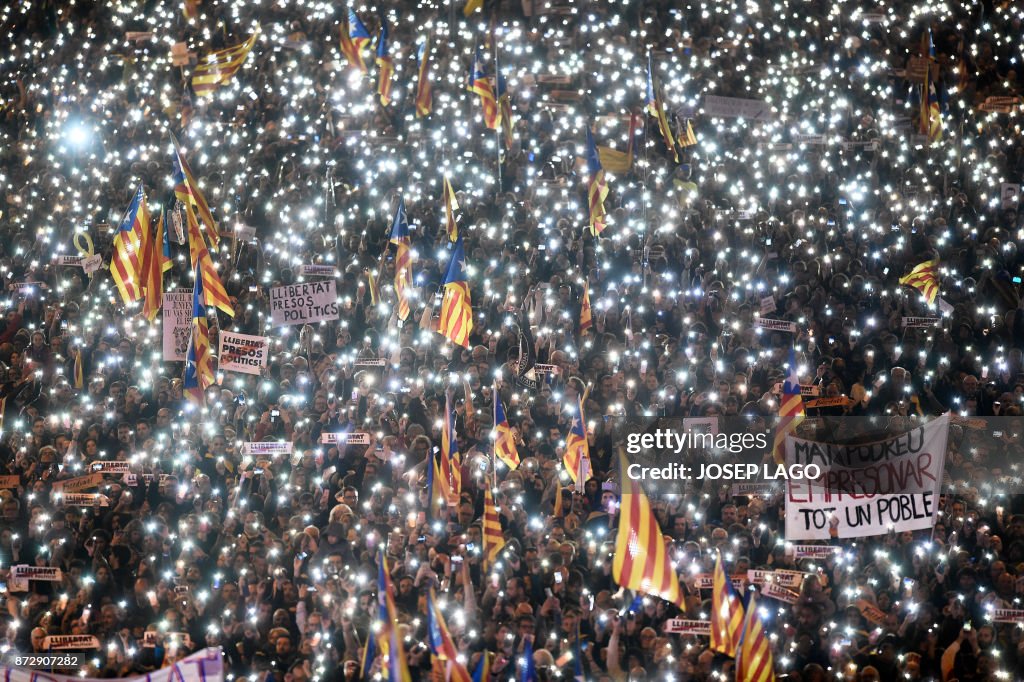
<box><xmin>2</xmin><ymin>0</ymin><xmax>1024</xmax><ymax>680</ymax></box>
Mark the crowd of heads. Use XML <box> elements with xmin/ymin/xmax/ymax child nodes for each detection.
<box><xmin>2</xmin><ymin>0</ymin><xmax>1024</xmax><ymax>680</ymax></box>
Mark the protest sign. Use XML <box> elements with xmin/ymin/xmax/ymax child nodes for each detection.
<box><xmin>270</xmin><ymin>280</ymin><xmax>340</xmax><ymax>326</ymax></box>
<box><xmin>241</xmin><ymin>442</ymin><xmax>293</xmax><ymax>456</ymax></box>
<box><xmin>785</xmin><ymin>415</ymin><xmax>949</xmax><ymax>539</ymax></box>
<box><xmin>761</xmin><ymin>583</ymin><xmax>800</xmax><ymax>604</ymax></box>
<box><xmin>902</xmin><ymin>317</ymin><xmax>940</xmax><ymax>328</ymax></box>
<box><xmin>90</xmin><ymin>461</ymin><xmax>130</xmax><ymax>474</ymax></box>
<box><xmin>218</xmin><ymin>331</ymin><xmax>270</xmax><ymax>375</ymax></box>
<box><xmin>792</xmin><ymin>544</ymin><xmax>841</xmax><ymax>559</ymax></box>
<box><xmin>756</xmin><ymin>318</ymin><xmax>797</xmax><ymax>333</ymax></box>
<box><xmin>12</xmin><ymin>565</ymin><xmax>62</xmax><ymax>581</ymax></box>
<box><xmin>162</xmin><ymin>290</ymin><xmax>193</xmax><ymax>361</ymax></box>
<box><xmin>663</xmin><ymin>619</ymin><xmax>711</xmax><ymax>635</ymax></box>
<box><xmin>704</xmin><ymin>95</ymin><xmax>774</xmax><ymax>120</ymax></box>
<box><xmin>0</xmin><ymin>475</ymin><xmax>19</xmax><ymax>489</ymax></box>
<box><xmin>992</xmin><ymin>609</ymin><xmax>1024</xmax><ymax>623</ymax></box>
<box><xmin>41</xmin><ymin>635</ymin><xmax>100</xmax><ymax>650</ymax></box>
<box><xmin>297</xmin><ymin>264</ymin><xmax>337</xmax><ymax>277</ymax></box>
<box><xmin>52</xmin><ymin>473</ymin><xmax>104</xmax><ymax>494</ymax></box>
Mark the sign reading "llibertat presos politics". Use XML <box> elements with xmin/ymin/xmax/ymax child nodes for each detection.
<box><xmin>269</xmin><ymin>280</ymin><xmax>340</xmax><ymax>326</ymax></box>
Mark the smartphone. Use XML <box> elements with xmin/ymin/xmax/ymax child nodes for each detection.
<box><xmin>271</xmin><ymin>409</ymin><xmax>280</xmax><ymax>422</ymax></box>
<box><xmin>254</xmin><ymin>468</ymin><xmax>264</xmax><ymax>475</ymax></box>
<box><xmin>963</xmin><ymin>621</ymin><xmax>972</xmax><ymax>631</ymax></box>
<box><xmin>554</xmin><ymin>572</ymin><xmax>563</xmax><ymax>584</ymax></box>
<box><xmin>1014</xmin><ymin>277</ymin><xmax>1022</xmax><ymax>284</ymax></box>
<box><xmin>452</xmin><ymin>555</ymin><xmax>463</xmax><ymax>564</ymax></box>
<box><xmin>838</xmin><ymin>198</ymin><xmax>847</xmax><ymax>205</ymax></box>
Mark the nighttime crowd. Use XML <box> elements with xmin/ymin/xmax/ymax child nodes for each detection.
<box><xmin>2</xmin><ymin>0</ymin><xmax>1024</xmax><ymax>680</ymax></box>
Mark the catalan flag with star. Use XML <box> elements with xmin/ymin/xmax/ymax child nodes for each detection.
<box><xmin>191</xmin><ymin>27</ymin><xmax>259</xmax><ymax>97</ymax></box>
<box><xmin>772</xmin><ymin>348</ymin><xmax>805</xmax><ymax>464</ymax></box>
<box><xmin>646</xmin><ymin>53</ymin><xmax>679</xmax><ymax>162</ymax></box>
<box><xmin>340</xmin><ymin>9</ymin><xmax>370</xmax><ymax>73</ymax></box>
<box><xmin>440</xmin><ymin>392</ymin><xmax>463</xmax><ymax>504</ymax></box>
<box><xmin>415</xmin><ymin>36</ymin><xmax>433</xmax><ymax>117</ymax></box>
<box><xmin>110</xmin><ymin>183</ymin><xmax>148</xmax><ymax>306</ymax></box>
<box><xmin>389</xmin><ymin>199</ymin><xmax>413</xmax><ymax>322</ymax></box>
<box><xmin>563</xmin><ymin>397</ymin><xmax>592</xmax><ymax>484</ymax></box>
<box><xmin>899</xmin><ymin>259</ymin><xmax>940</xmax><ymax>304</ymax></box>
<box><xmin>439</xmin><ymin>236</ymin><xmax>473</xmax><ymax>348</ymax></box>
<box><xmin>492</xmin><ymin>389</ymin><xmax>520</xmax><ymax>470</ymax></box>
<box><xmin>375</xmin><ymin>14</ymin><xmax>394</xmax><ymax>106</ymax></box>
<box><xmin>427</xmin><ymin>588</ymin><xmax>473</xmax><ymax>682</ymax></box>
<box><xmin>468</xmin><ymin>47</ymin><xmax>499</xmax><ymax>129</ymax></box>
<box><xmin>710</xmin><ymin>550</ymin><xmax>745</xmax><ymax>657</ymax></box>
<box><xmin>612</xmin><ymin>451</ymin><xmax>685</xmax><ymax>608</ymax></box>
<box><xmin>172</xmin><ymin>137</ymin><xmax>235</xmax><ymax>318</ymax></box>
<box><xmin>585</xmin><ymin>128</ymin><xmax>609</xmax><ymax>237</ymax></box>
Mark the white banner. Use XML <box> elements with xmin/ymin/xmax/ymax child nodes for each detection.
<box><xmin>12</xmin><ymin>565</ymin><xmax>63</xmax><ymax>581</ymax></box>
<box><xmin>241</xmin><ymin>442</ymin><xmax>293</xmax><ymax>456</ymax></box>
<box><xmin>218</xmin><ymin>331</ymin><xmax>270</xmax><ymax>375</ymax></box>
<box><xmin>785</xmin><ymin>414</ymin><xmax>949</xmax><ymax>539</ymax></box>
<box><xmin>703</xmin><ymin>95</ymin><xmax>774</xmax><ymax>120</ymax></box>
<box><xmin>297</xmin><ymin>264</ymin><xmax>337</xmax><ymax>277</ymax></box>
<box><xmin>90</xmin><ymin>461</ymin><xmax>130</xmax><ymax>474</ymax></box>
<box><xmin>663</xmin><ymin>619</ymin><xmax>711</xmax><ymax>635</ymax></box>
<box><xmin>756</xmin><ymin>318</ymin><xmax>797</xmax><ymax>333</ymax></box>
<box><xmin>2</xmin><ymin>649</ymin><xmax>223</xmax><ymax>681</ymax></box>
<box><xmin>270</xmin><ymin>281</ymin><xmax>340</xmax><ymax>326</ymax></box>
<box><xmin>162</xmin><ymin>290</ymin><xmax>194</xmax><ymax>361</ymax></box>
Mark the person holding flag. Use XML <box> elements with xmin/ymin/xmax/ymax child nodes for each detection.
<box><xmin>438</xmin><ymin>236</ymin><xmax>473</xmax><ymax>348</ymax></box>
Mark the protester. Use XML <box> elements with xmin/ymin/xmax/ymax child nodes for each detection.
<box><xmin>1</xmin><ymin>1</ymin><xmax>1024</xmax><ymax>681</ymax></box>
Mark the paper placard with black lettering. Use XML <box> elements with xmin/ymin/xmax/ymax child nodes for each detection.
<box><xmin>270</xmin><ymin>281</ymin><xmax>340</xmax><ymax>326</ymax></box>
<box><xmin>218</xmin><ymin>331</ymin><xmax>270</xmax><ymax>375</ymax></box>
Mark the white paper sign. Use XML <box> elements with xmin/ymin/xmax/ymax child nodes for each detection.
<box><xmin>270</xmin><ymin>280</ymin><xmax>340</xmax><ymax>326</ymax></box>
<box><xmin>704</xmin><ymin>95</ymin><xmax>774</xmax><ymax>120</ymax></box>
<box><xmin>241</xmin><ymin>442</ymin><xmax>293</xmax><ymax>456</ymax></box>
<box><xmin>298</xmin><ymin>264</ymin><xmax>337</xmax><ymax>277</ymax></box>
<box><xmin>218</xmin><ymin>331</ymin><xmax>270</xmax><ymax>375</ymax></box>
<box><xmin>162</xmin><ymin>290</ymin><xmax>194</xmax><ymax>361</ymax></box>
<box><xmin>756</xmin><ymin>318</ymin><xmax>797</xmax><ymax>333</ymax></box>
<box><xmin>82</xmin><ymin>254</ymin><xmax>103</xmax><ymax>274</ymax></box>
<box><xmin>785</xmin><ymin>415</ymin><xmax>949</xmax><ymax>539</ymax></box>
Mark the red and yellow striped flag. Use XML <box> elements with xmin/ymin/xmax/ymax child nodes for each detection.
<box><xmin>612</xmin><ymin>451</ymin><xmax>685</xmax><ymax>607</ymax></box>
<box><xmin>139</xmin><ymin>206</ymin><xmax>168</xmax><ymax>322</ymax></box>
<box><xmin>439</xmin><ymin>237</ymin><xmax>472</xmax><ymax>348</ymax></box>
<box><xmin>646</xmin><ymin>54</ymin><xmax>679</xmax><ymax>163</ymax></box>
<box><xmin>375</xmin><ymin>17</ymin><xmax>394</xmax><ymax>106</ymax></box>
<box><xmin>172</xmin><ymin>137</ymin><xmax>235</xmax><ymax>318</ymax></box>
<box><xmin>183</xmin><ymin>263</ymin><xmax>216</xmax><ymax>404</ymax></box>
<box><xmin>191</xmin><ymin>28</ymin><xmax>259</xmax><ymax>97</ymax></box>
<box><xmin>585</xmin><ymin>129</ymin><xmax>609</xmax><ymax>237</ymax></box>
<box><xmin>340</xmin><ymin>10</ymin><xmax>371</xmax><ymax>73</ymax></box>
<box><xmin>111</xmin><ymin>184</ymin><xmax>148</xmax><ymax>306</ymax></box>
<box><xmin>73</xmin><ymin>348</ymin><xmax>84</xmax><ymax>389</ymax></box>
<box><xmin>482</xmin><ymin>485</ymin><xmax>505</xmax><ymax>567</ymax></box>
<box><xmin>710</xmin><ymin>550</ymin><xmax>745</xmax><ymax>657</ymax></box>
<box><xmin>492</xmin><ymin>390</ymin><xmax>520</xmax><ymax>470</ymax></box>
<box><xmin>899</xmin><ymin>259</ymin><xmax>940</xmax><ymax>304</ymax></box>
<box><xmin>389</xmin><ymin>200</ymin><xmax>413</xmax><ymax>322</ymax></box>
<box><xmin>772</xmin><ymin>349</ymin><xmax>805</xmax><ymax>464</ymax></box>
<box><xmin>468</xmin><ymin>48</ymin><xmax>499</xmax><ymax>129</ymax></box>
<box><xmin>415</xmin><ymin>36</ymin><xmax>433</xmax><ymax>118</ymax></box>
<box><xmin>441</xmin><ymin>393</ymin><xmax>462</xmax><ymax>505</ymax></box>
<box><xmin>563</xmin><ymin>397</ymin><xmax>592</xmax><ymax>484</ymax></box>
<box><xmin>680</xmin><ymin>120</ymin><xmax>697</xmax><ymax>147</ymax></box>
<box><xmin>736</xmin><ymin>593</ymin><xmax>776</xmax><ymax>682</ymax></box>
<box><xmin>443</xmin><ymin>176</ymin><xmax>459</xmax><ymax>242</ymax></box>
<box><xmin>579</xmin><ymin>279</ymin><xmax>593</xmax><ymax>335</ymax></box>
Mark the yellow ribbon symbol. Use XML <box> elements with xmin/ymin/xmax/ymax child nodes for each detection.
<box><xmin>73</xmin><ymin>232</ymin><xmax>104</xmax><ymax>276</ymax></box>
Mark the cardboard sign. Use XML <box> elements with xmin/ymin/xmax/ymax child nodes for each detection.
<box><xmin>1001</xmin><ymin>183</ymin><xmax>1020</xmax><ymax>210</ymax></box>
<box><xmin>663</xmin><ymin>619</ymin><xmax>711</xmax><ymax>635</ymax></box>
<box><xmin>270</xmin><ymin>280</ymin><xmax>340</xmax><ymax>326</ymax></box>
<box><xmin>760</xmin><ymin>295</ymin><xmax>775</xmax><ymax>315</ymax></box>
<box><xmin>321</xmin><ymin>432</ymin><xmax>371</xmax><ymax>445</ymax></box>
<box><xmin>902</xmin><ymin>316</ymin><xmax>940</xmax><ymax>328</ymax></box>
<box><xmin>0</xmin><ymin>475</ymin><xmax>19</xmax><ymax>489</ymax></box>
<box><xmin>162</xmin><ymin>290</ymin><xmax>194</xmax><ymax>361</ymax></box>
<box><xmin>43</xmin><ymin>635</ymin><xmax>101</xmax><ymax>650</ymax></box>
<box><xmin>772</xmin><ymin>569</ymin><xmax>807</xmax><ymax>589</ymax></box>
<box><xmin>12</xmin><ymin>565</ymin><xmax>63</xmax><ymax>581</ymax></box>
<box><xmin>756</xmin><ymin>318</ymin><xmax>797</xmax><ymax>333</ymax></box>
<box><xmin>297</xmin><ymin>264</ymin><xmax>337</xmax><ymax>278</ymax></box>
<box><xmin>218</xmin><ymin>331</ymin><xmax>270</xmax><ymax>375</ymax></box>
<box><xmin>762</xmin><ymin>582</ymin><xmax>800</xmax><ymax>604</ymax></box>
<box><xmin>53</xmin><ymin>255</ymin><xmax>84</xmax><ymax>267</ymax></box>
<box><xmin>747</xmin><ymin>569</ymin><xmax>772</xmax><ymax>586</ymax></box>
<box><xmin>980</xmin><ymin>96</ymin><xmax>1023</xmax><ymax>114</ymax></box>
<box><xmin>241</xmin><ymin>442</ymin><xmax>293</xmax><ymax>456</ymax></box>
<box><xmin>90</xmin><ymin>461</ymin><xmax>131</xmax><ymax>474</ymax></box>
<box><xmin>52</xmin><ymin>473</ymin><xmax>104</xmax><ymax>494</ymax></box>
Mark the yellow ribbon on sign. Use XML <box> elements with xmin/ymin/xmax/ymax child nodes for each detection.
<box><xmin>73</xmin><ymin>232</ymin><xmax>105</xmax><ymax>276</ymax></box>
